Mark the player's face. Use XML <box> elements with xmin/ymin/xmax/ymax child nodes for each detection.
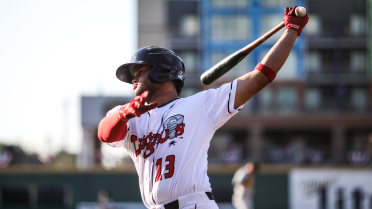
<box><xmin>132</xmin><ymin>65</ymin><xmax>153</xmax><ymax>96</ymax></box>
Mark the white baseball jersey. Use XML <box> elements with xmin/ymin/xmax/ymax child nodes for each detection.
<box><xmin>106</xmin><ymin>79</ymin><xmax>243</xmax><ymax>208</ymax></box>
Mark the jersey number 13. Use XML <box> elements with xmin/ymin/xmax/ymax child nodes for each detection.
<box><xmin>155</xmin><ymin>155</ymin><xmax>175</xmax><ymax>182</ymax></box>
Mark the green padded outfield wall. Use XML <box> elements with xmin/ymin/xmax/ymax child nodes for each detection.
<box><xmin>0</xmin><ymin>171</ymin><xmax>288</xmax><ymax>209</ymax></box>
<box><xmin>254</xmin><ymin>174</ymin><xmax>288</xmax><ymax>209</ymax></box>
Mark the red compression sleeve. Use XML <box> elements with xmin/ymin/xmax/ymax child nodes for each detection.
<box><xmin>97</xmin><ymin>112</ymin><xmax>128</xmax><ymax>143</ymax></box>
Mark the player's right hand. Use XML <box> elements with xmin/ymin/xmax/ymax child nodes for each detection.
<box><xmin>118</xmin><ymin>91</ymin><xmax>158</xmax><ymax>121</ymax></box>
<box><xmin>283</xmin><ymin>6</ymin><xmax>309</xmax><ymax>36</ymax></box>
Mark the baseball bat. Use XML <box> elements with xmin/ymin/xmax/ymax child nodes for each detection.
<box><xmin>200</xmin><ymin>21</ymin><xmax>285</xmax><ymax>85</ymax></box>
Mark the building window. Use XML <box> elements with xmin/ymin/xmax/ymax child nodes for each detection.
<box><xmin>180</xmin><ymin>15</ymin><xmax>199</xmax><ymax>38</ymax></box>
<box><xmin>280</xmin><ymin>53</ymin><xmax>298</xmax><ymax>79</ymax></box>
<box><xmin>305</xmin><ymin>88</ymin><xmax>321</xmax><ymax>110</ymax></box>
<box><xmin>259</xmin><ymin>86</ymin><xmax>273</xmax><ymax>113</ymax></box>
<box><xmin>211</xmin><ymin>15</ymin><xmax>251</xmax><ymax>41</ymax></box>
<box><xmin>306</xmin><ymin>51</ymin><xmax>321</xmax><ymax>73</ymax></box>
<box><xmin>277</xmin><ymin>86</ymin><xmax>297</xmax><ymax>113</ymax></box>
<box><xmin>350</xmin><ymin>51</ymin><xmax>366</xmax><ymax>73</ymax></box>
<box><xmin>178</xmin><ymin>51</ymin><xmax>199</xmax><ymax>73</ymax></box>
<box><xmin>305</xmin><ymin>15</ymin><xmax>321</xmax><ymax>36</ymax></box>
<box><xmin>350</xmin><ymin>14</ymin><xmax>366</xmax><ymax>36</ymax></box>
<box><xmin>260</xmin><ymin>14</ymin><xmax>284</xmax><ymax>43</ymax></box>
<box><xmin>350</xmin><ymin>87</ymin><xmax>367</xmax><ymax>111</ymax></box>
<box><xmin>211</xmin><ymin>0</ymin><xmax>250</xmax><ymax>8</ymax></box>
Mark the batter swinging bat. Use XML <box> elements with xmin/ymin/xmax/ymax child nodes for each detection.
<box><xmin>200</xmin><ymin>21</ymin><xmax>285</xmax><ymax>85</ymax></box>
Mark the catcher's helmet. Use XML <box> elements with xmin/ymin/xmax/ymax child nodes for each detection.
<box><xmin>116</xmin><ymin>46</ymin><xmax>185</xmax><ymax>95</ymax></box>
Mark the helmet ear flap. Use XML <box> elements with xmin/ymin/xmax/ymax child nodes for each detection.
<box><xmin>173</xmin><ymin>80</ymin><xmax>183</xmax><ymax>96</ymax></box>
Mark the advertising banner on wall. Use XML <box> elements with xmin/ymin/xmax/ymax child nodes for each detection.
<box><xmin>290</xmin><ymin>168</ymin><xmax>372</xmax><ymax>209</ymax></box>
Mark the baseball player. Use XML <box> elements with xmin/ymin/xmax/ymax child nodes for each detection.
<box><xmin>231</xmin><ymin>162</ymin><xmax>260</xmax><ymax>209</ymax></box>
<box><xmin>98</xmin><ymin>7</ymin><xmax>308</xmax><ymax>209</ymax></box>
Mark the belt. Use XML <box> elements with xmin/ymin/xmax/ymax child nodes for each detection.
<box><xmin>164</xmin><ymin>192</ymin><xmax>214</xmax><ymax>209</ymax></box>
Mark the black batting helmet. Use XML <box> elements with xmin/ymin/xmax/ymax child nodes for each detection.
<box><xmin>116</xmin><ymin>46</ymin><xmax>185</xmax><ymax>95</ymax></box>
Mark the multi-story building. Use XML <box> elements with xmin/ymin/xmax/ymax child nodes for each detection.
<box><xmin>95</xmin><ymin>0</ymin><xmax>372</xmax><ymax>166</ymax></box>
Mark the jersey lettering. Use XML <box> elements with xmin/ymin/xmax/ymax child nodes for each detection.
<box><xmin>155</xmin><ymin>158</ymin><xmax>163</xmax><ymax>182</ymax></box>
<box><xmin>130</xmin><ymin>120</ymin><xmax>185</xmax><ymax>159</ymax></box>
<box><xmin>164</xmin><ymin>155</ymin><xmax>175</xmax><ymax>179</ymax></box>
<box><xmin>175</xmin><ymin>123</ymin><xmax>185</xmax><ymax>137</ymax></box>
<box><xmin>143</xmin><ymin>134</ymin><xmax>155</xmax><ymax>158</ymax></box>
<box><xmin>155</xmin><ymin>155</ymin><xmax>175</xmax><ymax>182</ymax></box>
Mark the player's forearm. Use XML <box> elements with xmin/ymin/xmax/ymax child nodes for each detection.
<box><xmin>260</xmin><ymin>29</ymin><xmax>298</xmax><ymax>72</ymax></box>
<box><xmin>235</xmin><ymin>71</ymin><xmax>268</xmax><ymax>107</ymax></box>
<box><xmin>234</xmin><ymin>29</ymin><xmax>298</xmax><ymax>108</ymax></box>
<box><xmin>97</xmin><ymin>112</ymin><xmax>128</xmax><ymax>143</ymax></box>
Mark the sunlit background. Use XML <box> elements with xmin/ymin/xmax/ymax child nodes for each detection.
<box><xmin>0</xmin><ymin>0</ymin><xmax>371</xmax><ymax>209</ymax></box>
<box><xmin>0</xmin><ymin>0</ymin><xmax>135</xmax><ymax>157</ymax></box>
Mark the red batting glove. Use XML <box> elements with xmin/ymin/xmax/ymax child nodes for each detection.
<box><xmin>117</xmin><ymin>91</ymin><xmax>158</xmax><ymax>121</ymax></box>
<box><xmin>283</xmin><ymin>6</ymin><xmax>309</xmax><ymax>36</ymax></box>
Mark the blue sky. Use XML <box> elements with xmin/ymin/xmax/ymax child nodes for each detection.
<box><xmin>0</xmin><ymin>0</ymin><xmax>135</xmax><ymax>156</ymax></box>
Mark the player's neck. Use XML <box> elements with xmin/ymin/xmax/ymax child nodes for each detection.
<box><xmin>148</xmin><ymin>83</ymin><xmax>179</xmax><ymax>107</ymax></box>
<box><xmin>150</xmin><ymin>91</ymin><xmax>178</xmax><ymax>107</ymax></box>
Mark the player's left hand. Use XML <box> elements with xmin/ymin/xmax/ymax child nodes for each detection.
<box><xmin>118</xmin><ymin>91</ymin><xmax>158</xmax><ymax>121</ymax></box>
<box><xmin>283</xmin><ymin>6</ymin><xmax>309</xmax><ymax>36</ymax></box>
